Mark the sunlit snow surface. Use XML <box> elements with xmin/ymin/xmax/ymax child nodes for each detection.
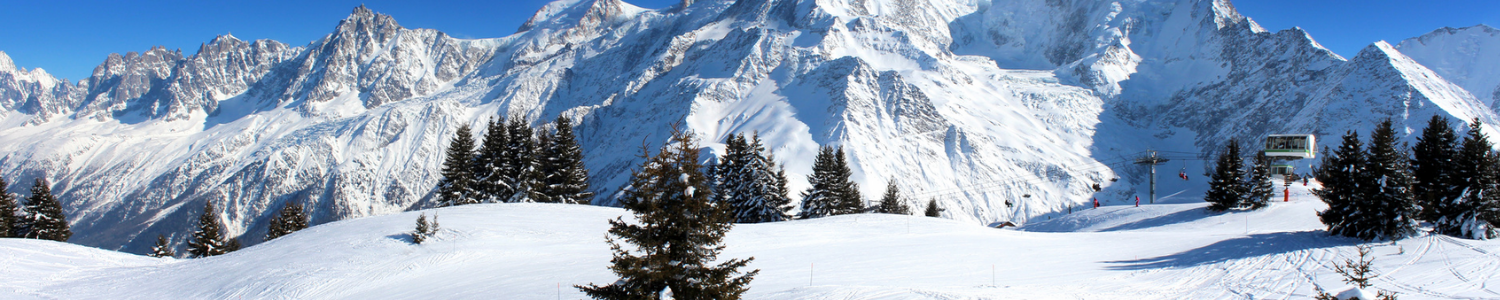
<box><xmin>3</xmin><ymin>182</ymin><xmax>1497</xmax><ymax>299</ymax></box>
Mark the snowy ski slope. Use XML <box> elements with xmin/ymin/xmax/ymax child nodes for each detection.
<box><xmin>3</xmin><ymin>181</ymin><xmax>1497</xmax><ymax>299</ymax></box>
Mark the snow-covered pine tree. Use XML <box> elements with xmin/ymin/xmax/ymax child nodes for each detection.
<box><xmin>924</xmin><ymin>199</ymin><xmax>942</xmax><ymax>217</ymax></box>
<box><xmin>577</xmin><ymin>125</ymin><xmax>757</xmax><ymax>299</ymax></box>
<box><xmin>265</xmin><ymin>201</ymin><xmax>309</xmax><ymax>241</ymax></box>
<box><xmin>831</xmin><ymin>147</ymin><xmax>864</xmax><ymax>215</ymax></box>
<box><xmin>1436</xmin><ymin>118</ymin><xmax>1500</xmax><ymax>239</ymax></box>
<box><xmin>876</xmin><ymin>179</ymin><xmax>913</xmax><ymax>215</ymax></box>
<box><xmin>187</xmin><ymin>201</ymin><xmax>232</xmax><ymax>258</ymax></box>
<box><xmin>411</xmin><ymin>213</ymin><xmax>437</xmax><ymax>244</ymax></box>
<box><xmin>1244</xmin><ymin>151</ymin><xmax>1275</xmax><ymax>210</ymax></box>
<box><xmin>0</xmin><ymin>177</ymin><xmax>16</xmax><ymax>238</ymax></box>
<box><xmin>503</xmin><ymin>118</ymin><xmax>540</xmax><ymax>203</ymax></box>
<box><xmin>1316</xmin><ymin>131</ymin><xmax>1367</xmax><ymax>239</ymax></box>
<box><xmin>1205</xmin><ymin>140</ymin><xmax>1247</xmax><ymax>211</ymax></box>
<box><xmin>149</xmin><ymin>234</ymin><xmax>175</xmax><ymax>258</ymax></box>
<box><xmin>711</xmin><ymin>134</ymin><xmax>749</xmax><ymax>210</ymax></box>
<box><xmin>738</xmin><ymin>134</ymin><xmax>792</xmax><ymax>223</ymax></box>
<box><xmin>714</xmin><ymin>133</ymin><xmax>793</xmax><ymax>223</ymax></box>
<box><xmin>1411</xmin><ymin>115</ymin><xmax>1460</xmax><ymax>221</ymax></box>
<box><xmin>538</xmin><ymin>115</ymin><xmax>593</xmax><ymax>205</ymax></box>
<box><xmin>1363</xmin><ymin>119</ymin><xmax>1420</xmax><ymax>240</ymax></box>
<box><xmin>798</xmin><ymin>146</ymin><xmax>841</xmax><ymax>219</ymax></box>
<box><xmin>474</xmin><ymin>117</ymin><xmax>511</xmax><ymax>203</ymax></box>
<box><xmin>437</xmin><ymin>124</ymin><xmax>478</xmax><ymax>207</ymax></box>
<box><xmin>19</xmin><ymin>178</ymin><xmax>70</xmax><ymax>241</ymax></box>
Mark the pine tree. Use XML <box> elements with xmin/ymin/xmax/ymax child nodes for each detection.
<box><xmin>149</xmin><ymin>234</ymin><xmax>176</xmax><ymax>258</ymax></box>
<box><xmin>265</xmin><ymin>201</ymin><xmax>309</xmax><ymax>241</ymax></box>
<box><xmin>1244</xmin><ymin>151</ymin><xmax>1275</xmax><ymax>210</ymax></box>
<box><xmin>0</xmin><ymin>177</ymin><xmax>17</xmax><ymax>238</ymax></box>
<box><xmin>577</xmin><ymin>126</ymin><xmax>757</xmax><ymax>299</ymax></box>
<box><xmin>504</xmin><ymin>118</ymin><xmax>541</xmax><ymax>203</ymax></box>
<box><xmin>1316</xmin><ymin>131</ymin><xmax>1368</xmax><ymax>239</ymax></box>
<box><xmin>437</xmin><ymin>124</ymin><xmax>478</xmax><ymax>207</ymax></box>
<box><xmin>538</xmin><ymin>115</ymin><xmax>594</xmax><ymax>204</ymax></box>
<box><xmin>187</xmin><ymin>201</ymin><xmax>233</xmax><ymax>258</ymax></box>
<box><xmin>798</xmin><ymin>146</ymin><xmax>842</xmax><ymax>219</ymax></box>
<box><xmin>19</xmin><ymin>178</ymin><xmax>70</xmax><ymax>241</ymax></box>
<box><xmin>924</xmin><ymin>199</ymin><xmax>942</xmax><ymax>217</ymax></box>
<box><xmin>411</xmin><ymin>213</ymin><xmax>438</xmax><ymax>244</ymax></box>
<box><xmin>474</xmin><ymin>118</ymin><xmax>511</xmax><ymax>203</ymax></box>
<box><xmin>1436</xmin><ymin>118</ymin><xmax>1500</xmax><ymax>239</ymax></box>
<box><xmin>1411</xmin><ymin>115</ymin><xmax>1460</xmax><ymax>221</ymax></box>
<box><xmin>831</xmin><ymin>147</ymin><xmax>864</xmax><ymax>214</ymax></box>
<box><xmin>1363</xmin><ymin>119</ymin><xmax>1420</xmax><ymax>240</ymax></box>
<box><xmin>876</xmin><ymin>179</ymin><xmax>912</xmax><ymax>215</ymax></box>
<box><xmin>1205</xmin><ymin>140</ymin><xmax>1247</xmax><ymax>211</ymax></box>
<box><xmin>713</xmin><ymin>133</ymin><xmax>793</xmax><ymax>223</ymax></box>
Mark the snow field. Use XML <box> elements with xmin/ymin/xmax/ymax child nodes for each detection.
<box><xmin>3</xmin><ymin>181</ymin><xmax>1499</xmax><ymax>299</ymax></box>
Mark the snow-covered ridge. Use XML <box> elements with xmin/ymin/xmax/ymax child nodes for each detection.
<box><xmin>0</xmin><ymin>0</ymin><xmax>1497</xmax><ymax>254</ymax></box>
<box><xmin>1398</xmin><ymin>24</ymin><xmax>1500</xmax><ymax>109</ymax></box>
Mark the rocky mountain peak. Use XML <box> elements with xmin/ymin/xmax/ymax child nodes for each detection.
<box><xmin>0</xmin><ymin>51</ymin><xmax>14</xmax><ymax>72</ymax></box>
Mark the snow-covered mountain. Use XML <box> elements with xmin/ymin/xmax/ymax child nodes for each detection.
<box><xmin>1398</xmin><ymin>24</ymin><xmax>1500</xmax><ymax>109</ymax></box>
<box><xmin>0</xmin><ymin>0</ymin><xmax>1495</xmax><ymax>254</ymax></box>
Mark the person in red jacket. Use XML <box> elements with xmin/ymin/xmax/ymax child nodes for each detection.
<box><xmin>1134</xmin><ymin>196</ymin><xmax>1140</xmax><ymax>207</ymax></box>
<box><xmin>1093</xmin><ymin>197</ymin><xmax>1099</xmax><ymax>208</ymax></box>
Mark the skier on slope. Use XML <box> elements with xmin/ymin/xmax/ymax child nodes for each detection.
<box><xmin>1134</xmin><ymin>196</ymin><xmax>1139</xmax><ymax>207</ymax></box>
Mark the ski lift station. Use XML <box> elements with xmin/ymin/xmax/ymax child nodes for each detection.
<box><xmin>1264</xmin><ymin>134</ymin><xmax>1315</xmax><ymax>159</ymax></box>
<box><xmin>1264</xmin><ymin>134</ymin><xmax>1315</xmax><ymax>176</ymax></box>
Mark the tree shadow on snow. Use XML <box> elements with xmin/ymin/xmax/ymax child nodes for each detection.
<box><xmin>1104</xmin><ymin>231</ymin><xmax>1348</xmax><ymax>270</ymax></box>
<box><xmin>1097</xmin><ymin>208</ymin><xmax>1216</xmax><ymax>232</ymax></box>
<box><xmin>386</xmin><ymin>233</ymin><xmax>415</xmax><ymax>244</ymax></box>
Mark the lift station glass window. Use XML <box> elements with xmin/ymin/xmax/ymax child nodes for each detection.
<box><xmin>1265</xmin><ymin>134</ymin><xmax>1315</xmax><ymax>159</ymax></box>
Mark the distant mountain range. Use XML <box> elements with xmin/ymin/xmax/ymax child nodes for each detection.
<box><xmin>0</xmin><ymin>0</ymin><xmax>1495</xmax><ymax>253</ymax></box>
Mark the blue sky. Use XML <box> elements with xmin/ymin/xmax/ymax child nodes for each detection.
<box><xmin>0</xmin><ymin>0</ymin><xmax>1493</xmax><ymax>80</ymax></box>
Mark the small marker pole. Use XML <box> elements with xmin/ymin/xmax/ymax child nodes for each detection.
<box><xmin>991</xmin><ymin>264</ymin><xmax>996</xmax><ymax>286</ymax></box>
<box><xmin>810</xmin><ymin>263</ymin><xmax>815</xmax><ymax>286</ymax></box>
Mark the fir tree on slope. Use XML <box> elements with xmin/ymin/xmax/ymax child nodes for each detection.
<box><xmin>1316</xmin><ymin>131</ymin><xmax>1367</xmax><ymax>239</ymax></box>
<box><xmin>798</xmin><ymin>146</ymin><xmax>862</xmax><ymax>219</ymax></box>
<box><xmin>149</xmin><ymin>234</ymin><xmax>176</xmax><ymax>258</ymax></box>
<box><xmin>1244</xmin><ymin>151</ymin><xmax>1275</xmax><ymax>210</ymax></box>
<box><xmin>537</xmin><ymin>116</ymin><xmax>593</xmax><ymax>204</ymax></box>
<box><xmin>1205</xmin><ymin>140</ymin><xmax>1247</xmax><ymax>212</ymax></box>
<box><xmin>1411</xmin><ymin>115</ymin><xmax>1460</xmax><ymax>222</ymax></box>
<box><xmin>1436</xmin><ymin>118</ymin><xmax>1500</xmax><ymax>239</ymax></box>
<box><xmin>1363</xmin><ymin>119</ymin><xmax>1420</xmax><ymax>240</ymax></box>
<box><xmin>503</xmin><ymin>118</ymin><xmax>542</xmax><ymax>203</ymax></box>
<box><xmin>411</xmin><ymin>213</ymin><xmax>438</xmax><ymax>245</ymax></box>
<box><xmin>577</xmin><ymin>126</ymin><xmax>757</xmax><ymax>299</ymax></box>
<box><xmin>18</xmin><ymin>178</ymin><xmax>70</xmax><ymax>241</ymax></box>
<box><xmin>924</xmin><ymin>199</ymin><xmax>942</xmax><ymax>217</ymax></box>
<box><xmin>187</xmin><ymin>201</ymin><xmax>235</xmax><ymax>258</ymax></box>
<box><xmin>712</xmin><ymin>133</ymin><xmax>792</xmax><ymax>223</ymax></box>
<box><xmin>0</xmin><ymin>177</ymin><xmax>16</xmax><ymax>238</ymax></box>
<box><xmin>265</xmin><ymin>201</ymin><xmax>309</xmax><ymax>241</ymax></box>
<box><xmin>474</xmin><ymin>118</ymin><xmax>511</xmax><ymax>203</ymax></box>
<box><xmin>876</xmin><ymin>179</ymin><xmax>913</xmax><ymax>215</ymax></box>
<box><xmin>437</xmin><ymin>124</ymin><xmax>478</xmax><ymax>207</ymax></box>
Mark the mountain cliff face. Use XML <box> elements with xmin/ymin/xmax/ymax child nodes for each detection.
<box><xmin>0</xmin><ymin>0</ymin><xmax>1494</xmax><ymax>253</ymax></box>
<box><xmin>1398</xmin><ymin>25</ymin><xmax>1500</xmax><ymax>110</ymax></box>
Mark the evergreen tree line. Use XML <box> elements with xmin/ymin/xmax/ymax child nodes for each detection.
<box><xmin>0</xmin><ymin>177</ymin><xmax>72</xmax><ymax>242</ymax></box>
<box><xmin>151</xmin><ymin>200</ymin><xmax>309</xmax><ymax>259</ymax></box>
<box><xmin>709</xmin><ymin>133</ymin><xmax>940</xmax><ymax>223</ymax></box>
<box><xmin>1203</xmin><ymin>140</ymin><xmax>1276</xmax><ymax>211</ymax></box>
<box><xmin>436</xmin><ymin>115</ymin><xmax>594</xmax><ymax>207</ymax></box>
<box><xmin>1317</xmin><ymin>117</ymin><xmax>1500</xmax><ymax>241</ymax></box>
